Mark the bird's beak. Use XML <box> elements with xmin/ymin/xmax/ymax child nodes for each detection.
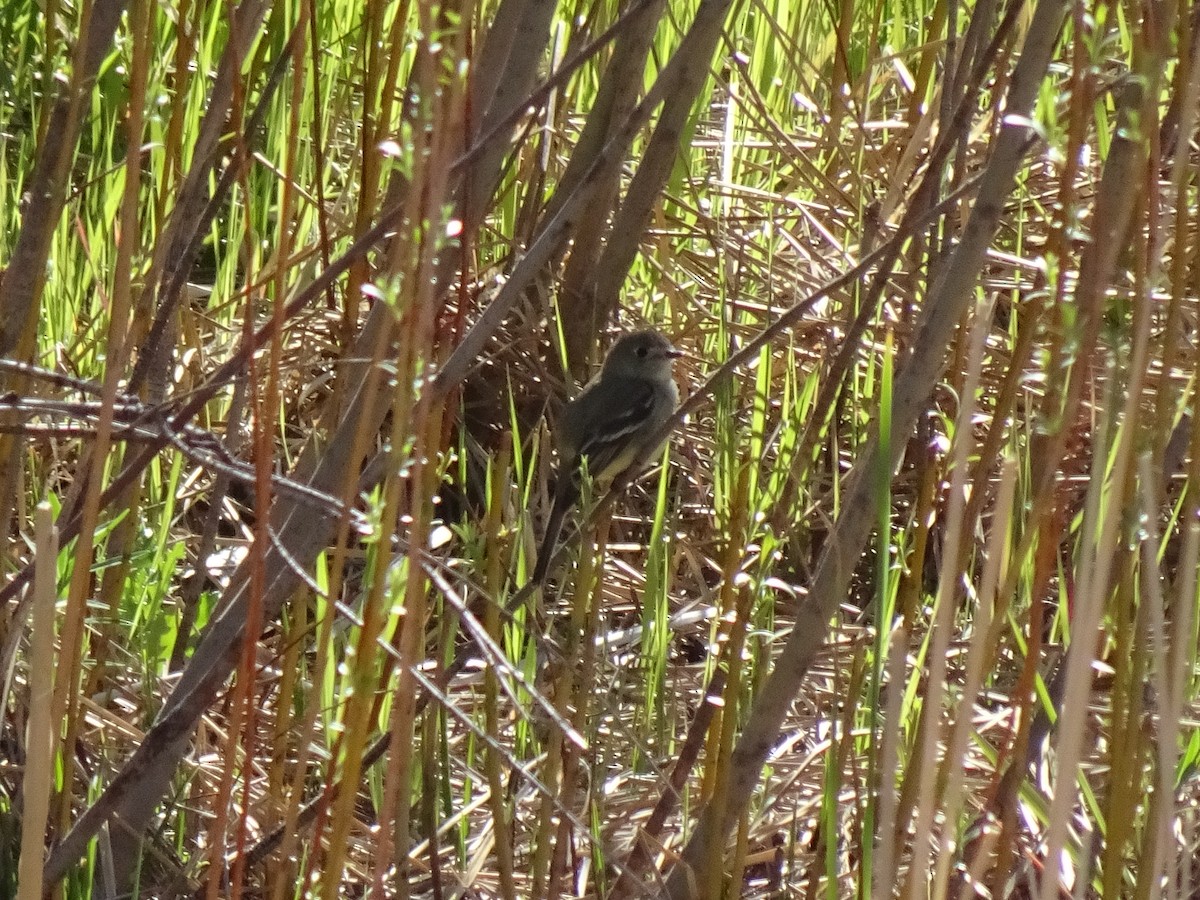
<box><xmin>665</xmin><ymin>347</ymin><xmax>683</xmax><ymax>359</ymax></box>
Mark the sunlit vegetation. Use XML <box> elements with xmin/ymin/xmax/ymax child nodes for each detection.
<box><xmin>1</xmin><ymin>0</ymin><xmax>1198</xmax><ymax>896</ymax></box>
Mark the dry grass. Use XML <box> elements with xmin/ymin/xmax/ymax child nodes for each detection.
<box><xmin>1</xmin><ymin>0</ymin><xmax>1200</xmax><ymax>897</ymax></box>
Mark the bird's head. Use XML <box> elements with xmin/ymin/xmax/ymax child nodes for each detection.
<box><xmin>601</xmin><ymin>329</ymin><xmax>682</xmax><ymax>379</ymax></box>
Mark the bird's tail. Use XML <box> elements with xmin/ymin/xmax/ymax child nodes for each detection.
<box><xmin>531</xmin><ymin>473</ymin><xmax>577</xmax><ymax>585</ymax></box>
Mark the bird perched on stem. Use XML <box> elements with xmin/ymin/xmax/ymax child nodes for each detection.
<box><xmin>532</xmin><ymin>329</ymin><xmax>682</xmax><ymax>585</ymax></box>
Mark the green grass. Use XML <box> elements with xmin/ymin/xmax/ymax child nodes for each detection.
<box><xmin>1</xmin><ymin>0</ymin><xmax>1199</xmax><ymax>896</ymax></box>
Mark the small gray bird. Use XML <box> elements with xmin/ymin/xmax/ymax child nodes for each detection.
<box><xmin>532</xmin><ymin>329</ymin><xmax>682</xmax><ymax>584</ymax></box>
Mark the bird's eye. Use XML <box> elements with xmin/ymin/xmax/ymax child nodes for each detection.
<box><xmin>636</xmin><ymin>346</ymin><xmax>648</xmax><ymax>358</ymax></box>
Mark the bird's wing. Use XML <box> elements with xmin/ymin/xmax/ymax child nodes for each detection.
<box><xmin>568</xmin><ymin>376</ymin><xmax>658</xmax><ymax>481</ymax></box>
